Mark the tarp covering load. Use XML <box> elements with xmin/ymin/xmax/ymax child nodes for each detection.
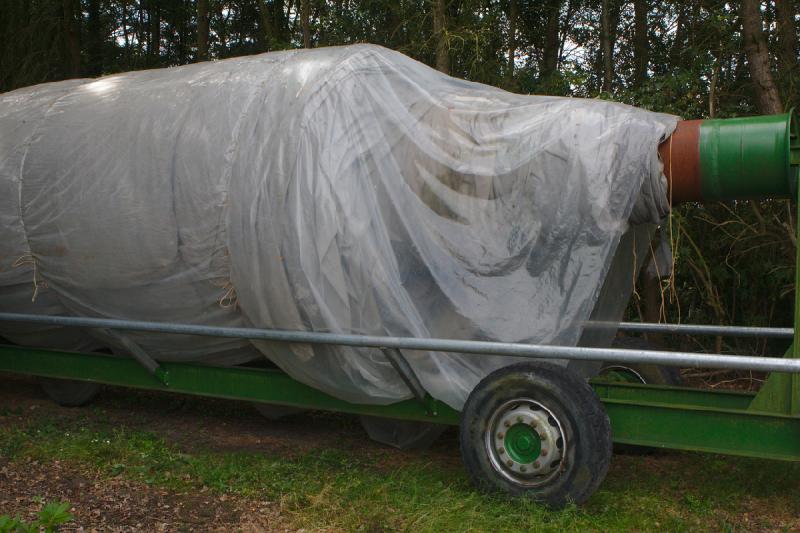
<box><xmin>0</xmin><ymin>44</ymin><xmax>677</xmax><ymax>409</ymax></box>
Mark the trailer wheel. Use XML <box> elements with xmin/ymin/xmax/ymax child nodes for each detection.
<box><xmin>460</xmin><ymin>361</ymin><xmax>611</xmax><ymax>508</ymax></box>
<box><xmin>360</xmin><ymin>416</ymin><xmax>448</xmax><ymax>450</ymax></box>
<box><xmin>40</xmin><ymin>378</ymin><xmax>101</xmax><ymax>407</ymax></box>
<box><xmin>598</xmin><ymin>337</ymin><xmax>682</xmax><ymax>455</ymax></box>
<box><xmin>601</xmin><ymin>337</ymin><xmax>682</xmax><ymax>386</ymax></box>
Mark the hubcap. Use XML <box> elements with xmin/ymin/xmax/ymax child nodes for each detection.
<box><xmin>485</xmin><ymin>399</ymin><xmax>566</xmax><ymax>487</ymax></box>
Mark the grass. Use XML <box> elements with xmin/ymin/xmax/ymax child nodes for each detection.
<box><xmin>0</xmin><ymin>501</ymin><xmax>73</xmax><ymax>533</ymax></box>
<box><xmin>1</xmin><ymin>407</ymin><xmax>799</xmax><ymax>533</ymax></box>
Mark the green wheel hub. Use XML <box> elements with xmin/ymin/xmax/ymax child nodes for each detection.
<box><xmin>484</xmin><ymin>398</ymin><xmax>567</xmax><ymax>487</ymax></box>
<box><xmin>505</xmin><ymin>423</ymin><xmax>542</xmax><ymax>463</ymax></box>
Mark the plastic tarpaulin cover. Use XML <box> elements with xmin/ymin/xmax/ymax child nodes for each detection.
<box><xmin>0</xmin><ymin>44</ymin><xmax>677</xmax><ymax>409</ymax></box>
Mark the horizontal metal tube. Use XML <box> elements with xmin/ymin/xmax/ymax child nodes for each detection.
<box><xmin>609</xmin><ymin>322</ymin><xmax>794</xmax><ymax>339</ymax></box>
<box><xmin>1</xmin><ymin>312</ymin><xmax>799</xmax><ymax>373</ymax></box>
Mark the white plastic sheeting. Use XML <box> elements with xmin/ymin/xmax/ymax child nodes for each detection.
<box><xmin>0</xmin><ymin>44</ymin><xmax>677</xmax><ymax>409</ymax></box>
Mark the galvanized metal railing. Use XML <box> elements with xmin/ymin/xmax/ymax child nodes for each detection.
<box><xmin>609</xmin><ymin>321</ymin><xmax>793</xmax><ymax>339</ymax></box>
<box><xmin>1</xmin><ymin>312</ymin><xmax>798</xmax><ymax>374</ymax></box>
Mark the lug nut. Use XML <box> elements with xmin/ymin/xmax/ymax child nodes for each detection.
<box><xmin>533</xmin><ymin>461</ymin><xmax>541</xmax><ymax>469</ymax></box>
<box><xmin>507</xmin><ymin>460</ymin><xmax>513</xmax><ymax>467</ymax></box>
<box><xmin>504</xmin><ymin>421</ymin><xmax>510</xmax><ymax>428</ymax></box>
<box><xmin>539</xmin><ymin>433</ymin><xmax>546</xmax><ymax>441</ymax></box>
<box><xmin>498</xmin><ymin>447</ymin><xmax>505</xmax><ymax>455</ymax></box>
<box><xmin>497</xmin><ymin>432</ymin><xmax>504</xmax><ymax>439</ymax></box>
<box><xmin>516</xmin><ymin>416</ymin><xmax>523</xmax><ymax>423</ymax></box>
<box><xmin>541</xmin><ymin>449</ymin><xmax>548</xmax><ymax>457</ymax></box>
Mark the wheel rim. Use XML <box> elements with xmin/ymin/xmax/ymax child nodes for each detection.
<box><xmin>599</xmin><ymin>365</ymin><xmax>647</xmax><ymax>384</ymax></box>
<box><xmin>484</xmin><ymin>398</ymin><xmax>566</xmax><ymax>487</ymax></box>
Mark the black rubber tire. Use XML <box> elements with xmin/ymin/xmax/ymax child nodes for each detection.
<box><xmin>603</xmin><ymin>337</ymin><xmax>683</xmax><ymax>386</ymax></box>
<box><xmin>460</xmin><ymin>361</ymin><xmax>612</xmax><ymax>508</ymax></box>
<box><xmin>251</xmin><ymin>403</ymin><xmax>308</xmax><ymax>420</ymax></box>
<box><xmin>600</xmin><ymin>337</ymin><xmax>682</xmax><ymax>455</ymax></box>
<box><xmin>360</xmin><ymin>416</ymin><xmax>448</xmax><ymax>450</ymax></box>
<box><xmin>40</xmin><ymin>378</ymin><xmax>101</xmax><ymax>407</ymax></box>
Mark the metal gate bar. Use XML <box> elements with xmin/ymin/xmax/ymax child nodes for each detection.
<box><xmin>1</xmin><ymin>312</ymin><xmax>799</xmax><ymax>374</ymax></box>
<box><xmin>612</xmin><ymin>322</ymin><xmax>793</xmax><ymax>339</ymax></box>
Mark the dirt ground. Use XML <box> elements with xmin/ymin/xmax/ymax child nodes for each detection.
<box><xmin>1</xmin><ymin>372</ymin><xmax>797</xmax><ymax>532</ymax></box>
<box><xmin>0</xmin><ymin>457</ymin><xmax>284</xmax><ymax>532</ymax></box>
<box><xmin>0</xmin><ymin>375</ymin><xmax>302</xmax><ymax>531</ymax></box>
<box><xmin>0</xmin><ymin>374</ymin><xmax>460</xmax><ymax>531</ymax></box>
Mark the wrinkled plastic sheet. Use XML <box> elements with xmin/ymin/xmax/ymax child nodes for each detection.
<box><xmin>0</xmin><ymin>44</ymin><xmax>677</xmax><ymax>410</ymax></box>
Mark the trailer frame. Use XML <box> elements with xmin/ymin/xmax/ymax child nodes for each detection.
<box><xmin>0</xmin><ymin>312</ymin><xmax>798</xmax><ymax>462</ymax></box>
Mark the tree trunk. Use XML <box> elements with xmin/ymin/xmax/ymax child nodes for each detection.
<box><xmin>301</xmin><ymin>0</ymin><xmax>311</xmax><ymax>48</ymax></box>
<box><xmin>670</xmin><ymin>2</ymin><xmax>685</xmax><ymax>66</ymax></box>
<box><xmin>433</xmin><ymin>0</ymin><xmax>449</xmax><ymax>74</ymax></box>
<box><xmin>258</xmin><ymin>0</ymin><xmax>275</xmax><ymax>51</ymax></box>
<box><xmin>197</xmin><ymin>0</ymin><xmax>210</xmax><ymax>60</ymax></box>
<box><xmin>709</xmin><ymin>60</ymin><xmax>720</xmax><ymax>118</ymax></box>
<box><xmin>217</xmin><ymin>3</ymin><xmax>228</xmax><ymax>57</ymax></box>
<box><xmin>741</xmin><ymin>0</ymin><xmax>783</xmax><ymax>114</ymax></box>
<box><xmin>506</xmin><ymin>0</ymin><xmax>517</xmax><ymax>83</ymax></box>
<box><xmin>557</xmin><ymin>0</ymin><xmax>577</xmax><ymax>70</ymax></box>
<box><xmin>600</xmin><ymin>0</ymin><xmax>614</xmax><ymax>93</ymax></box>
<box><xmin>86</xmin><ymin>0</ymin><xmax>103</xmax><ymax>76</ymax></box>
<box><xmin>62</xmin><ymin>0</ymin><xmax>81</xmax><ymax>78</ymax></box>
<box><xmin>541</xmin><ymin>0</ymin><xmax>562</xmax><ymax>79</ymax></box>
<box><xmin>177</xmin><ymin>0</ymin><xmax>188</xmax><ymax>64</ymax></box>
<box><xmin>121</xmin><ymin>1</ymin><xmax>130</xmax><ymax>51</ymax></box>
<box><xmin>137</xmin><ymin>2</ymin><xmax>145</xmax><ymax>57</ymax></box>
<box><xmin>633</xmin><ymin>0</ymin><xmax>648</xmax><ymax>85</ymax></box>
<box><xmin>149</xmin><ymin>0</ymin><xmax>161</xmax><ymax>62</ymax></box>
<box><xmin>776</xmin><ymin>0</ymin><xmax>798</xmax><ymax>74</ymax></box>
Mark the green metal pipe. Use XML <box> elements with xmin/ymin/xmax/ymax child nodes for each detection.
<box><xmin>699</xmin><ymin>111</ymin><xmax>800</xmax><ymax>200</ymax></box>
<box><xmin>662</xmin><ymin>110</ymin><xmax>800</xmax><ymax>202</ymax></box>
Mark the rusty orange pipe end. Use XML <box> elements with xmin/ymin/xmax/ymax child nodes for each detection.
<box><xmin>658</xmin><ymin>112</ymin><xmax>798</xmax><ymax>204</ymax></box>
<box><xmin>658</xmin><ymin>120</ymin><xmax>702</xmax><ymax>204</ymax></box>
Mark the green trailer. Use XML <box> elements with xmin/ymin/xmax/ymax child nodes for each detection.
<box><xmin>1</xmin><ymin>110</ymin><xmax>799</xmax><ymax>508</ymax></box>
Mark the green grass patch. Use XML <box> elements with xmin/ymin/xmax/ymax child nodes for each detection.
<box><xmin>0</xmin><ymin>501</ymin><xmax>73</xmax><ymax>533</ymax></box>
<box><xmin>1</xmin><ymin>413</ymin><xmax>798</xmax><ymax>532</ymax></box>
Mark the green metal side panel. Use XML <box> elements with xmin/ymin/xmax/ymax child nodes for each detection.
<box><xmin>1</xmin><ymin>345</ymin><xmax>799</xmax><ymax>461</ymax></box>
<box><xmin>591</xmin><ymin>381</ymin><xmax>754</xmax><ymax>410</ymax></box>
<box><xmin>749</xmin><ymin>344</ymin><xmax>800</xmax><ymax>415</ymax></box>
<box><xmin>601</xmin><ymin>400</ymin><xmax>800</xmax><ymax>461</ymax></box>
<box><xmin>0</xmin><ymin>345</ymin><xmax>459</xmax><ymax>425</ymax></box>
<box><xmin>749</xmin><ymin>173</ymin><xmax>800</xmax><ymax>416</ymax></box>
<box><xmin>594</xmin><ymin>381</ymin><xmax>800</xmax><ymax>460</ymax></box>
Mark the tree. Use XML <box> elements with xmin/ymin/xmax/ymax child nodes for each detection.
<box><xmin>197</xmin><ymin>0</ymin><xmax>209</xmax><ymax>60</ymax></box>
<box><xmin>776</xmin><ymin>0</ymin><xmax>797</xmax><ymax>75</ymax></box>
<box><xmin>633</xmin><ymin>0</ymin><xmax>648</xmax><ymax>86</ymax></box>
<box><xmin>540</xmin><ymin>0</ymin><xmax>563</xmax><ymax>81</ymax></box>
<box><xmin>62</xmin><ymin>0</ymin><xmax>81</xmax><ymax>78</ymax></box>
<box><xmin>433</xmin><ymin>0</ymin><xmax>449</xmax><ymax>74</ymax></box>
<box><xmin>506</xmin><ymin>0</ymin><xmax>518</xmax><ymax>83</ymax></box>
<box><xmin>86</xmin><ymin>0</ymin><xmax>103</xmax><ymax>76</ymax></box>
<box><xmin>301</xmin><ymin>0</ymin><xmax>311</xmax><ymax>48</ymax></box>
<box><xmin>599</xmin><ymin>0</ymin><xmax>617</xmax><ymax>93</ymax></box>
<box><xmin>149</xmin><ymin>0</ymin><xmax>161</xmax><ymax>62</ymax></box>
<box><xmin>740</xmin><ymin>0</ymin><xmax>782</xmax><ymax>114</ymax></box>
<box><xmin>258</xmin><ymin>0</ymin><xmax>275</xmax><ymax>51</ymax></box>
